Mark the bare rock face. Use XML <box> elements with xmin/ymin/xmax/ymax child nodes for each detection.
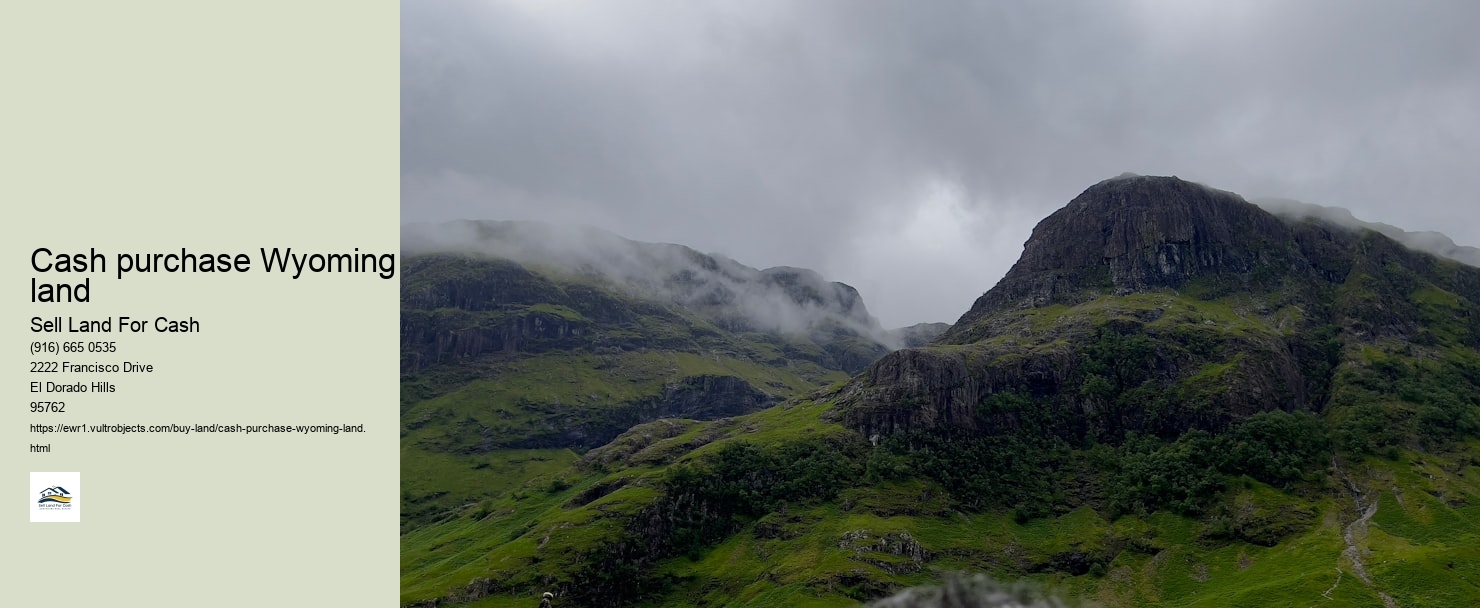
<box><xmin>838</xmin><ymin>327</ymin><xmax>1311</xmax><ymax>441</ymax></box>
<box><xmin>837</xmin><ymin>174</ymin><xmax>1480</xmax><ymax>445</ymax></box>
<box><xmin>945</xmin><ymin>175</ymin><xmax>1298</xmax><ymax>341</ymax></box>
<box><xmin>837</xmin><ymin>347</ymin><xmax>982</xmax><ymax>438</ymax></box>
<box><xmin>400</xmin><ymin>309</ymin><xmax>589</xmax><ymax>372</ymax></box>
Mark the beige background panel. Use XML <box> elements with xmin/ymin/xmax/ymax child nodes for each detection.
<box><xmin>2</xmin><ymin>2</ymin><xmax>398</xmax><ymax>606</ymax></box>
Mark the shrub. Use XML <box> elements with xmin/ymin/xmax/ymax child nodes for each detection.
<box><xmin>1216</xmin><ymin>411</ymin><xmax>1330</xmax><ymax>487</ymax></box>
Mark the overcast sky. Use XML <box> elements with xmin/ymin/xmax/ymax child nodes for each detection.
<box><xmin>402</xmin><ymin>0</ymin><xmax>1480</xmax><ymax>328</ymax></box>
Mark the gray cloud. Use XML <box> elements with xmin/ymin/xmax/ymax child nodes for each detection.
<box><xmin>402</xmin><ymin>0</ymin><xmax>1480</xmax><ymax>327</ymax></box>
<box><xmin>402</xmin><ymin>219</ymin><xmax>901</xmax><ymax>349</ymax></box>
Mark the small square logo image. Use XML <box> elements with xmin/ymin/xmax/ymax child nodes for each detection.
<box><xmin>31</xmin><ymin>472</ymin><xmax>80</xmax><ymax>523</ymax></box>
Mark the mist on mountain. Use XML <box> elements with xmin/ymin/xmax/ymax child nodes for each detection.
<box><xmin>1255</xmin><ymin>197</ymin><xmax>1480</xmax><ymax>268</ymax></box>
<box><xmin>402</xmin><ymin>219</ymin><xmax>910</xmax><ymax>350</ymax></box>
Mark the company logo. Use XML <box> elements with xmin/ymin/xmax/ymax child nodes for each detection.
<box><xmin>38</xmin><ymin>486</ymin><xmax>72</xmax><ymax>506</ymax></box>
<box><xmin>30</xmin><ymin>472</ymin><xmax>81</xmax><ymax>523</ymax></box>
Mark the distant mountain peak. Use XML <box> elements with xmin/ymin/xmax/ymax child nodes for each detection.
<box><xmin>941</xmin><ymin>174</ymin><xmax>1480</xmax><ymax>345</ymax></box>
<box><xmin>1255</xmin><ymin>197</ymin><xmax>1480</xmax><ymax>268</ymax></box>
<box><xmin>402</xmin><ymin>219</ymin><xmax>896</xmax><ymax>348</ymax></box>
<box><xmin>942</xmin><ymin>175</ymin><xmax>1293</xmax><ymax>341</ymax></box>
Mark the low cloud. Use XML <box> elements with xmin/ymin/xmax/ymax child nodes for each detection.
<box><xmin>403</xmin><ymin>220</ymin><xmax>905</xmax><ymax>348</ymax></box>
<box><xmin>1256</xmin><ymin>198</ymin><xmax>1480</xmax><ymax>267</ymax></box>
<box><xmin>403</xmin><ymin>0</ymin><xmax>1480</xmax><ymax>326</ymax></box>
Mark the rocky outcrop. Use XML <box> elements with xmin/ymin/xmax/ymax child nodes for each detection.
<box><xmin>837</xmin><ymin>347</ymin><xmax>992</xmax><ymax>438</ymax></box>
<box><xmin>838</xmin><ymin>175</ymin><xmax>1480</xmax><ymax>444</ymax></box>
<box><xmin>400</xmin><ymin>256</ymin><xmax>537</xmax><ymax>311</ymax></box>
<box><xmin>944</xmin><ymin>175</ymin><xmax>1301</xmax><ymax>341</ymax></box>
<box><xmin>400</xmin><ymin>308</ymin><xmax>588</xmax><ymax>372</ymax></box>
<box><xmin>945</xmin><ymin>175</ymin><xmax>1480</xmax><ymax>346</ymax></box>
<box><xmin>838</xmin><ymin>529</ymin><xmax>932</xmax><ymax>574</ymax></box>
<box><xmin>837</xmin><ymin>327</ymin><xmax>1311</xmax><ymax>443</ymax></box>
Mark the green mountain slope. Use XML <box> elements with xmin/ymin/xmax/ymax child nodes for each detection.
<box><xmin>401</xmin><ymin>178</ymin><xmax>1480</xmax><ymax>608</ymax></box>
<box><xmin>398</xmin><ymin>227</ymin><xmax>906</xmax><ymax>532</ymax></box>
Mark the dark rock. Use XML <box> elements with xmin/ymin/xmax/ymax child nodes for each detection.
<box><xmin>945</xmin><ymin>176</ymin><xmax>1299</xmax><ymax>340</ymax></box>
<box><xmin>839</xmin><ymin>174</ymin><xmax>1480</xmax><ymax>444</ymax></box>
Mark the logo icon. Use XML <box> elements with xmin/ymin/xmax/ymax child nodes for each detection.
<box><xmin>30</xmin><ymin>472</ymin><xmax>81</xmax><ymax>523</ymax></box>
<box><xmin>38</xmin><ymin>486</ymin><xmax>72</xmax><ymax>506</ymax></box>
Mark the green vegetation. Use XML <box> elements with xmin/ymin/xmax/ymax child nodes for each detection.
<box><xmin>401</xmin><ymin>207</ymin><xmax>1480</xmax><ymax>607</ymax></box>
<box><xmin>1331</xmin><ymin>342</ymin><xmax>1480</xmax><ymax>455</ymax></box>
<box><xmin>403</xmin><ymin>415</ymin><xmax>1480</xmax><ymax>607</ymax></box>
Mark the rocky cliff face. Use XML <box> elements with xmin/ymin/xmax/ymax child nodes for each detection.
<box><xmin>837</xmin><ymin>326</ymin><xmax>1312</xmax><ymax>443</ymax></box>
<box><xmin>944</xmin><ymin>175</ymin><xmax>1299</xmax><ymax>341</ymax></box>
<box><xmin>843</xmin><ymin>174</ymin><xmax>1480</xmax><ymax>444</ymax></box>
<box><xmin>400</xmin><ymin>309</ymin><xmax>587</xmax><ymax>371</ymax></box>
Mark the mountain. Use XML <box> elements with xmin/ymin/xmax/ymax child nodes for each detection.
<box><xmin>859</xmin><ymin>175</ymin><xmax>1479</xmax><ymax>442</ymax></box>
<box><xmin>1255</xmin><ymin>197</ymin><xmax>1480</xmax><ymax>268</ymax></box>
<box><xmin>398</xmin><ymin>222</ymin><xmax>922</xmax><ymax>528</ymax></box>
<box><xmin>400</xmin><ymin>177</ymin><xmax>1480</xmax><ymax>608</ymax></box>
<box><xmin>403</xmin><ymin>220</ymin><xmax>897</xmax><ymax>348</ymax></box>
<box><xmin>888</xmin><ymin>323</ymin><xmax>951</xmax><ymax>348</ymax></box>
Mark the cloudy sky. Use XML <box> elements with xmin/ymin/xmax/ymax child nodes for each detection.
<box><xmin>401</xmin><ymin>0</ymin><xmax>1480</xmax><ymax>328</ymax></box>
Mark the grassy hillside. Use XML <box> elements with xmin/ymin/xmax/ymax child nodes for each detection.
<box><xmin>400</xmin><ymin>187</ymin><xmax>1480</xmax><ymax>607</ymax></box>
<box><xmin>402</xmin><ymin>287</ymin><xmax>1480</xmax><ymax>607</ymax></box>
<box><xmin>401</xmin><ymin>388</ymin><xmax>1480</xmax><ymax>607</ymax></box>
<box><xmin>399</xmin><ymin>254</ymin><xmax>862</xmax><ymax>533</ymax></box>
